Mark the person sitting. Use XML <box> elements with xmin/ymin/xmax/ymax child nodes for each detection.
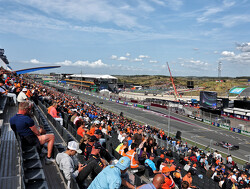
<box><xmin>161</xmin><ymin>166</ymin><xmax>176</xmax><ymax>189</ymax></box>
<box><xmin>10</xmin><ymin>101</ymin><xmax>55</xmax><ymax>164</ymax></box>
<box><xmin>77</xmin><ymin>121</ymin><xmax>86</xmax><ymax>137</ymax></box>
<box><xmin>0</xmin><ymin>79</ymin><xmax>17</xmax><ymax>105</ymax></box>
<box><xmin>138</xmin><ymin>174</ymin><xmax>165</xmax><ymax>189</ymax></box>
<box><xmin>88</xmin><ymin>156</ymin><xmax>135</xmax><ymax>189</ymax></box>
<box><xmin>183</xmin><ymin>171</ymin><xmax>196</xmax><ymax>188</ymax></box>
<box><xmin>77</xmin><ymin>142</ymin><xmax>106</xmax><ymax>185</ymax></box>
<box><xmin>56</xmin><ymin>141</ymin><xmax>86</xmax><ymax>189</ymax></box>
<box><xmin>48</xmin><ymin>103</ymin><xmax>63</xmax><ymax>126</ymax></box>
<box><xmin>17</xmin><ymin>88</ymin><xmax>28</xmax><ymax>103</ymax></box>
<box><xmin>119</xmin><ymin>140</ymin><xmax>128</xmax><ymax>156</ymax></box>
<box><xmin>145</xmin><ymin>153</ymin><xmax>160</xmax><ymax>178</ymax></box>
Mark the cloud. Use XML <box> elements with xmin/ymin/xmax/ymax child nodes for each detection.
<box><xmin>221</xmin><ymin>51</ymin><xmax>235</xmax><ymax>56</ymax></box>
<box><xmin>133</xmin><ymin>58</ymin><xmax>143</xmax><ymax>62</ymax></box>
<box><xmin>196</xmin><ymin>0</ymin><xmax>236</xmax><ymax>24</ymax></box>
<box><xmin>118</xmin><ymin>56</ymin><xmax>128</xmax><ymax>61</ymax></box>
<box><xmin>149</xmin><ymin>60</ymin><xmax>158</xmax><ymax>63</ymax></box>
<box><xmin>179</xmin><ymin>58</ymin><xmax>210</xmax><ymax>70</ymax></box>
<box><xmin>193</xmin><ymin>48</ymin><xmax>199</xmax><ymax>51</ymax></box>
<box><xmin>220</xmin><ymin>47</ymin><xmax>250</xmax><ymax>65</ymax></box>
<box><xmin>236</xmin><ymin>42</ymin><xmax>250</xmax><ymax>52</ymax></box>
<box><xmin>138</xmin><ymin>55</ymin><xmax>150</xmax><ymax>59</ymax></box>
<box><xmin>14</xmin><ymin>0</ymin><xmax>139</xmax><ymax>28</ymax></box>
<box><xmin>22</xmin><ymin>59</ymin><xmax>47</xmax><ymax>64</ymax></box>
<box><xmin>213</xmin><ymin>14</ymin><xmax>250</xmax><ymax>27</ymax></box>
<box><xmin>56</xmin><ymin>59</ymin><xmax>108</xmax><ymax>68</ymax></box>
<box><xmin>126</xmin><ymin>53</ymin><xmax>130</xmax><ymax>56</ymax></box>
<box><xmin>110</xmin><ymin>55</ymin><xmax>118</xmax><ymax>60</ymax></box>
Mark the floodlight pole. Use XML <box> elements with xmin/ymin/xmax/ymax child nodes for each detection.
<box><xmin>168</xmin><ymin>101</ymin><xmax>170</xmax><ymax>138</ymax></box>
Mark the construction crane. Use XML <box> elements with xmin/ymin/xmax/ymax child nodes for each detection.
<box><xmin>166</xmin><ymin>62</ymin><xmax>179</xmax><ymax>101</ymax></box>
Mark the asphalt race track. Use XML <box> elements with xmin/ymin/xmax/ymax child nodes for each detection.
<box><xmin>63</xmin><ymin>88</ymin><xmax>250</xmax><ymax>162</ymax></box>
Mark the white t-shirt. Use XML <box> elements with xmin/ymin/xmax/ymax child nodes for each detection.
<box><xmin>17</xmin><ymin>91</ymin><xmax>27</xmax><ymax>102</ymax></box>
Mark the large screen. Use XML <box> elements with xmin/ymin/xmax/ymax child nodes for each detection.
<box><xmin>200</xmin><ymin>91</ymin><xmax>217</xmax><ymax>109</ymax></box>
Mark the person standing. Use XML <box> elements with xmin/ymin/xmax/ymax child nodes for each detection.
<box><xmin>132</xmin><ymin>129</ymin><xmax>143</xmax><ymax>149</ymax></box>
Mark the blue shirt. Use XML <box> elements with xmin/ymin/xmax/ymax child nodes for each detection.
<box><xmin>145</xmin><ymin>159</ymin><xmax>156</xmax><ymax>171</ymax></box>
<box><xmin>10</xmin><ymin>114</ymin><xmax>35</xmax><ymax>137</ymax></box>
<box><xmin>139</xmin><ymin>183</ymin><xmax>156</xmax><ymax>189</ymax></box>
<box><xmin>88</xmin><ymin>165</ymin><xmax>122</xmax><ymax>189</ymax></box>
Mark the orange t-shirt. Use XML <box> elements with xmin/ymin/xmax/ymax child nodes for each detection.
<box><xmin>89</xmin><ymin>127</ymin><xmax>95</xmax><ymax>136</ymax></box>
<box><xmin>183</xmin><ymin>175</ymin><xmax>192</xmax><ymax>186</ymax></box>
<box><xmin>26</xmin><ymin>90</ymin><xmax>32</xmax><ymax>97</ymax></box>
<box><xmin>77</xmin><ymin>127</ymin><xmax>85</xmax><ymax>137</ymax></box>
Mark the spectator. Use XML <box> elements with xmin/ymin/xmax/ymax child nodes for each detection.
<box><xmin>76</xmin><ymin>142</ymin><xmax>106</xmax><ymax>185</ymax></box>
<box><xmin>183</xmin><ymin>171</ymin><xmax>196</xmax><ymax>188</ymax></box>
<box><xmin>181</xmin><ymin>181</ymin><xmax>191</xmax><ymax>189</ymax></box>
<box><xmin>88</xmin><ymin>156</ymin><xmax>135</xmax><ymax>189</ymax></box>
<box><xmin>10</xmin><ymin>101</ymin><xmax>55</xmax><ymax>164</ymax></box>
<box><xmin>184</xmin><ymin>161</ymin><xmax>192</xmax><ymax>172</ymax></box>
<box><xmin>161</xmin><ymin>166</ymin><xmax>175</xmax><ymax>189</ymax></box>
<box><xmin>125</xmin><ymin>143</ymin><xmax>144</xmax><ymax>171</ymax></box>
<box><xmin>222</xmin><ymin>174</ymin><xmax>237</xmax><ymax>189</ymax></box>
<box><xmin>156</xmin><ymin>154</ymin><xmax>165</xmax><ymax>170</ymax></box>
<box><xmin>17</xmin><ymin>88</ymin><xmax>28</xmax><ymax>102</ymax></box>
<box><xmin>48</xmin><ymin>103</ymin><xmax>63</xmax><ymax>126</ymax></box>
<box><xmin>79</xmin><ymin>134</ymin><xmax>90</xmax><ymax>154</ymax></box>
<box><xmin>84</xmin><ymin>135</ymin><xmax>98</xmax><ymax>160</ymax></box>
<box><xmin>172</xmin><ymin>166</ymin><xmax>182</xmax><ymax>189</ymax></box>
<box><xmin>138</xmin><ymin>174</ymin><xmax>165</xmax><ymax>189</ymax></box>
<box><xmin>145</xmin><ymin>153</ymin><xmax>160</xmax><ymax>177</ymax></box>
<box><xmin>132</xmin><ymin>129</ymin><xmax>143</xmax><ymax>149</ymax></box>
<box><xmin>143</xmin><ymin>137</ymin><xmax>155</xmax><ymax>155</ymax></box>
<box><xmin>56</xmin><ymin>141</ymin><xmax>86</xmax><ymax>189</ymax></box>
<box><xmin>77</xmin><ymin>121</ymin><xmax>86</xmax><ymax>137</ymax></box>
<box><xmin>119</xmin><ymin>140</ymin><xmax>128</xmax><ymax>156</ymax></box>
<box><xmin>0</xmin><ymin>79</ymin><xmax>17</xmax><ymax>105</ymax></box>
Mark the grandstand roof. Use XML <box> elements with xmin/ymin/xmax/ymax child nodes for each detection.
<box><xmin>69</xmin><ymin>74</ymin><xmax>117</xmax><ymax>80</ymax></box>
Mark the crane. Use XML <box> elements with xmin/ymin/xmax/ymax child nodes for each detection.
<box><xmin>166</xmin><ymin>62</ymin><xmax>179</xmax><ymax>101</ymax></box>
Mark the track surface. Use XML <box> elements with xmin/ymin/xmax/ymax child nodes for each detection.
<box><xmin>62</xmin><ymin>87</ymin><xmax>250</xmax><ymax>162</ymax></box>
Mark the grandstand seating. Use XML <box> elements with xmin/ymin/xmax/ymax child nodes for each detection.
<box><xmin>0</xmin><ymin>95</ymin><xmax>7</xmax><ymax>114</ymax></box>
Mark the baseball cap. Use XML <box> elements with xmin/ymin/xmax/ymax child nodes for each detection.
<box><xmin>160</xmin><ymin>154</ymin><xmax>165</xmax><ymax>158</ymax></box>
<box><xmin>68</xmin><ymin>141</ymin><xmax>82</xmax><ymax>153</ymax></box>
<box><xmin>93</xmin><ymin>142</ymin><xmax>102</xmax><ymax>149</ymax></box>
<box><xmin>115</xmin><ymin>156</ymin><xmax>131</xmax><ymax>171</ymax></box>
<box><xmin>22</xmin><ymin>88</ymin><xmax>28</xmax><ymax>92</ymax></box>
<box><xmin>95</xmin><ymin>129</ymin><xmax>102</xmax><ymax>135</ymax></box>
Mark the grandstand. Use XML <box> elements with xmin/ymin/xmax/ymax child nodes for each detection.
<box><xmin>1</xmin><ymin>65</ymin><xmax>250</xmax><ymax>188</ymax></box>
<box><xmin>65</xmin><ymin>74</ymin><xmax>118</xmax><ymax>93</ymax></box>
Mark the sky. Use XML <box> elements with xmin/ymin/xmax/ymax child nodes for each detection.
<box><xmin>0</xmin><ymin>0</ymin><xmax>250</xmax><ymax>77</ymax></box>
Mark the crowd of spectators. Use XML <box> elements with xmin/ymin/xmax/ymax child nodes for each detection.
<box><xmin>1</xmin><ymin>67</ymin><xmax>250</xmax><ymax>189</ymax></box>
